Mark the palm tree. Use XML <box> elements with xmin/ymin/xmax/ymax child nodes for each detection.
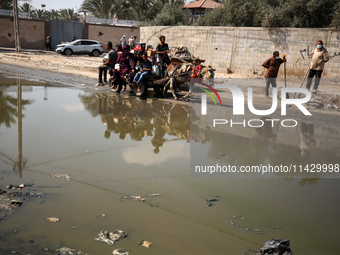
<box><xmin>30</xmin><ymin>9</ymin><xmax>50</xmax><ymax>20</ymax></box>
<box><xmin>0</xmin><ymin>0</ymin><xmax>13</xmax><ymax>10</ymax></box>
<box><xmin>19</xmin><ymin>2</ymin><xmax>34</xmax><ymax>13</ymax></box>
<box><xmin>126</xmin><ymin>0</ymin><xmax>154</xmax><ymax>21</ymax></box>
<box><xmin>59</xmin><ymin>8</ymin><xmax>77</xmax><ymax>21</ymax></box>
<box><xmin>49</xmin><ymin>9</ymin><xmax>60</xmax><ymax>20</ymax></box>
<box><xmin>81</xmin><ymin>0</ymin><xmax>116</xmax><ymax>19</ymax></box>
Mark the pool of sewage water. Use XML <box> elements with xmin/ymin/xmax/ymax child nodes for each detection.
<box><xmin>0</xmin><ymin>71</ymin><xmax>340</xmax><ymax>255</ymax></box>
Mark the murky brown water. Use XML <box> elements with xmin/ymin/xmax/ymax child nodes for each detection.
<box><xmin>1</xmin><ymin>73</ymin><xmax>340</xmax><ymax>255</ymax></box>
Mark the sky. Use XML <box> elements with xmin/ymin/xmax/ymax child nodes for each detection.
<box><xmin>29</xmin><ymin>0</ymin><xmax>87</xmax><ymax>11</ymax></box>
<box><xmin>29</xmin><ymin>0</ymin><xmax>192</xmax><ymax>12</ymax></box>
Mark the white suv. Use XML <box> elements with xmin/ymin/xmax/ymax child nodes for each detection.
<box><xmin>56</xmin><ymin>39</ymin><xmax>103</xmax><ymax>57</ymax></box>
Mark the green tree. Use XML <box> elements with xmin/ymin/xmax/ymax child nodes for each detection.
<box><xmin>125</xmin><ymin>0</ymin><xmax>155</xmax><ymax>21</ymax></box>
<box><xmin>200</xmin><ymin>0</ymin><xmax>263</xmax><ymax>27</ymax></box>
<box><xmin>49</xmin><ymin>9</ymin><xmax>60</xmax><ymax>20</ymax></box>
<box><xmin>59</xmin><ymin>8</ymin><xmax>77</xmax><ymax>21</ymax></box>
<box><xmin>153</xmin><ymin>2</ymin><xmax>190</xmax><ymax>25</ymax></box>
<box><xmin>81</xmin><ymin>0</ymin><xmax>116</xmax><ymax>19</ymax></box>
<box><xmin>331</xmin><ymin>1</ymin><xmax>340</xmax><ymax>28</ymax></box>
<box><xmin>0</xmin><ymin>0</ymin><xmax>13</xmax><ymax>9</ymax></box>
<box><xmin>19</xmin><ymin>2</ymin><xmax>34</xmax><ymax>13</ymax></box>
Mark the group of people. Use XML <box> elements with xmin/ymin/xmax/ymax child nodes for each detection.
<box><xmin>262</xmin><ymin>40</ymin><xmax>329</xmax><ymax>98</ymax></box>
<box><xmin>120</xmin><ymin>35</ymin><xmax>137</xmax><ymax>47</ymax></box>
<box><xmin>95</xmin><ymin>35</ymin><xmax>171</xmax><ymax>92</ymax></box>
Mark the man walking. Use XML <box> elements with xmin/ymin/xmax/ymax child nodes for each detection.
<box><xmin>120</xmin><ymin>35</ymin><xmax>127</xmax><ymax>47</ymax></box>
<box><xmin>306</xmin><ymin>40</ymin><xmax>329</xmax><ymax>92</ymax></box>
<box><xmin>262</xmin><ymin>51</ymin><xmax>286</xmax><ymax>98</ymax></box>
<box><xmin>95</xmin><ymin>41</ymin><xmax>117</xmax><ymax>87</ymax></box>
<box><xmin>128</xmin><ymin>36</ymin><xmax>135</xmax><ymax>47</ymax></box>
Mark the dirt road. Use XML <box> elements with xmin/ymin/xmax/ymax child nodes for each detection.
<box><xmin>0</xmin><ymin>47</ymin><xmax>339</xmax><ymax>112</ymax></box>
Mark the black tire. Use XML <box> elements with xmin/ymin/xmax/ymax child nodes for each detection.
<box><xmin>132</xmin><ymin>81</ymin><xmax>148</xmax><ymax>97</ymax></box>
<box><xmin>153</xmin><ymin>84</ymin><xmax>163</xmax><ymax>95</ymax></box>
<box><xmin>110</xmin><ymin>82</ymin><xmax>122</xmax><ymax>93</ymax></box>
<box><xmin>108</xmin><ymin>77</ymin><xmax>113</xmax><ymax>87</ymax></box>
<box><xmin>64</xmin><ymin>48</ymin><xmax>72</xmax><ymax>56</ymax></box>
<box><xmin>92</xmin><ymin>50</ymin><xmax>100</xmax><ymax>57</ymax></box>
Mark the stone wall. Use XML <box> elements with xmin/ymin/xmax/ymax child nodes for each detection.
<box><xmin>140</xmin><ymin>26</ymin><xmax>340</xmax><ymax>78</ymax></box>
<box><xmin>86</xmin><ymin>24</ymin><xmax>139</xmax><ymax>52</ymax></box>
<box><xmin>0</xmin><ymin>17</ymin><xmax>46</xmax><ymax>49</ymax></box>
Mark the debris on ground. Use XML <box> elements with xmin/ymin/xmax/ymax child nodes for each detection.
<box><xmin>56</xmin><ymin>247</ymin><xmax>87</xmax><ymax>255</ymax></box>
<box><xmin>306</xmin><ymin>95</ymin><xmax>340</xmax><ymax>111</ymax></box>
<box><xmin>203</xmin><ymin>195</ymin><xmax>220</xmax><ymax>206</ymax></box>
<box><xmin>95</xmin><ymin>230</ymin><xmax>127</xmax><ymax>245</ymax></box>
<box><xmin>6</xmin><ymin>183</ymin><xmax>35</xmax><ymax>190</ymax></box>
<box><xmin>51</xmin><ymin>174</ymin><xmax>72</xmax><ymax>181</ymax></box>
<box><xmin>113</xmin><ymin>248</ymin><xmax>129</xmax><ymax>255</ymax></box>
<box><xmin>0</xmin><ymin>188</ymin><xmax>44</xmax><ymax>212</ymax></box>
<box><xmin>118</xmin><ymin>193</ymin><xmax>160</xmax><ymax>207</ymax></box>
<box><xmin>260</xmin><ymin>239</ymin><xmax>292</xmax><ymax>255</ymax></box>
<box><xmin>169</xmin><ymin>46</ymin><xmax>196</xmax><ymax>61</ymax></box>
<box><xmin>47</xmin><ymin>217</ymin><xmax>60</xmax><ymax>223</ymax></box>
<box><xmin>138</xmin><ymin>240</ymin><xmax>152</xmax><ymax>248</ymax></box>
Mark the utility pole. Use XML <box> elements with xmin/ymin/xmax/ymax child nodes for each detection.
<box><xmin>13</xmin><ymin>0</ymin><xmax>21</xmax><ymax>53</ymax></box>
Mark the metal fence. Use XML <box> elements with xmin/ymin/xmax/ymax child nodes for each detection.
<box><xmin>0</xmin><ymin>9</ymin><xmax>30</xmax><ymax>19</ymax></box>
<box><xmin>85</xmin><ymin>16</ymin><xmax>140</xmax><ymax>27</ymax></box>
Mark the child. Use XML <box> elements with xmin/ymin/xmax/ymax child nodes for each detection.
<box><xmin>133</xmin><ymin>52</ymin><xmax>152</xmax><ymax>92</ymax></box>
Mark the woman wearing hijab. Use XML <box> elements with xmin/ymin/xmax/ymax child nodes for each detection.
<box><xmin>111</xmin><ymin>46</ymin><xmax>131</xmax><ymax>91</ymax></box>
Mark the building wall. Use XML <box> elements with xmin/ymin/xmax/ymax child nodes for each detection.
<box><xmin>86</xmin><ymin>24</ymin><xmax>139</xmax><ymax>52</ymax></box>
<box><xmin>141</xmin><ymin>26</ymin><xmax>340</xmax><ymax>78</ymax></box>
<box><xmin>0</xmin><ymin>17</ymin><xmax>140</xmax><ymax>51</ymax></box>
<box><xmin>0</xmin><ymin>17</ymin><xmax>46</xmax><ymax>49</ymax></box>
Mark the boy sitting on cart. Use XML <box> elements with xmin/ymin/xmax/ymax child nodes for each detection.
<box><xmin>133</xmin><ymin>52</ymin><xmax>152</xmax><ymax>92</ymax></box>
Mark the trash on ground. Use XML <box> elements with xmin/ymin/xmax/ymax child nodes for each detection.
<box><xmin>139</xmin><ymin>240</ymin><xmax>152</xmax><ymax>248</ymax></box>
<box><xmin>203</xmin><ymin>195</ymin><xmax>220</xmax><ymax>206</ymax></box>
<box><xmin>51</xmin><ymin>174</ymin><xmax>72</xmax><ymax>181</ymax></box>
<box><xmin>56</xmin><ymin>247</ymin><xmax>86</xmax><ymax>255</ymax></box>
<box><xmin>260</xmin><ymin>239</ymin><xmax>292</xmax><ymax>255</ymax></box>
<box><xmin>95</xmin><ymin>230</ymin><xmax>127</xmax><ymax>245</ymax></box>
<box><xmin>118</xmin><ymin>193</ymin><xmax>160</xmax><ymax>207</ymax></box>
<box><xmin>47</xmin><ymin>217</ymin><xmax>60</xmax><ymax>223</ymax></box>
<box><xmin>169</xmin><ymin>46</ymin><xmax>197</xmax><ymax>61</ymax></box>
<box><xmin>113</xmin><ymin>248</ymin><xmax>129</xmax><ymax>255</ymax></box>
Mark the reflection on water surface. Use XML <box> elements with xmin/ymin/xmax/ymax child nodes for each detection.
<box><xmin>0</xmin><ymin>76</ymin><xmax>339</xmax><ymax>255</ymax></box>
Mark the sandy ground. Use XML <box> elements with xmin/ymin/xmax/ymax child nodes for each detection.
<box><xmin>0</xmin><ymin>47</ymin><xmax>339</xmax><ymax>112</ymax></box>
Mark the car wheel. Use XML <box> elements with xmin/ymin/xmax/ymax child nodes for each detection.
<box><xmin>64</xmin><ymin>48</ymin><xmax>72</xmax><ymax>56</ymax></box>
<box><xmin>92</xmin><ymin>50</ymin><xmax>100</xmax><ymax>57</ymax></box>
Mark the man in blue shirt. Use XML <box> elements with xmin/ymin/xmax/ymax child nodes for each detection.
<box><xmin>133</xmin><ymin>52</ymin><xmax>152</xmax><ymax>92</ymax></box>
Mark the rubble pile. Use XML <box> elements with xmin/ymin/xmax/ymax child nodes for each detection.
<box><xmin>169</xmin><ymin>46</ymin><xmax>196</xmax><ymax>61</ymax></box>
<box><xmin>95</xmin><ymin>230</ymin><xmax>128</xmax><ymax>245</ymax></box>
<box><xmin>306</xmin><ymin>95</ymin><xmax>340</xmax><ymax>111</ymax></box>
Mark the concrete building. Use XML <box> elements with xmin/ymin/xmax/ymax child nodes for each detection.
<box><xmin>183</xmin><ymin>0</ymin><xmax>221</xmax><ymax>20</ymax></box>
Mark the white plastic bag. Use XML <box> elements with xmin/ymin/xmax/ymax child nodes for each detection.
<box><xmin>152</xmin><ymin>65</ymin><xmax>160</xmax><ymax>75</ymax></box>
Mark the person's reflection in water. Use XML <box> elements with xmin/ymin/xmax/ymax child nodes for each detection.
<box><xmin>298</xmin><ymin>122</ymin><xmax>316</xmax><ymax>158</ymax></box>
<box><xmin>255</xmin><ymin>117</ymin><xmax>276</xmax><ymax>142</ymax></box>
<box><xmin>151</xmin><ymin>118</ymin><xmax>166</xmax><ymax>154</ymax></box>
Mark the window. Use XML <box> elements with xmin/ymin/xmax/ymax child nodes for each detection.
<box><xmin>82</xmin><ymin>41</ymin><xmax>97</xmax><ymax>45</ymax></box>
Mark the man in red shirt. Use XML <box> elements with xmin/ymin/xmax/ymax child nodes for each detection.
<box><xmin>262</xmin><ymin>51</ymin><xmax>286</xmax><ymax>98</ymax></box>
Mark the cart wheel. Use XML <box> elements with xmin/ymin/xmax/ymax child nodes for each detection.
<box><xmin>153</xmin><ymin>84</ymin><xmax>163</xmax><ymax>96</ymax></box>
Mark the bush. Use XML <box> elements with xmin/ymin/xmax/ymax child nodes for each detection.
<box><xmin>153</xmin><ymin>3</ymin><xmax>190</xmax><ymax>26</ymax></box>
